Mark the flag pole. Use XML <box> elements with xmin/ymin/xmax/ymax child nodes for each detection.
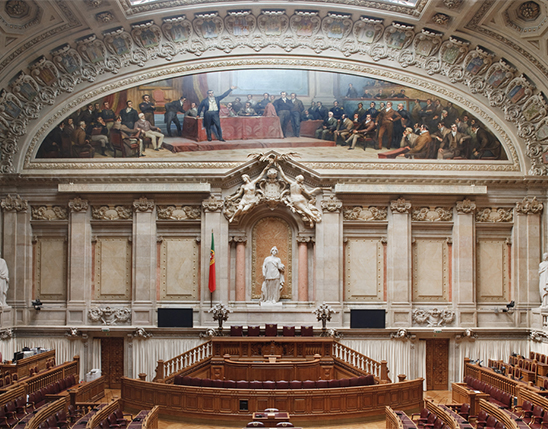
<box><xmin>208</xmin><ymin>230</ymin><xmax>216</xmax><ymax>308</ymax></box>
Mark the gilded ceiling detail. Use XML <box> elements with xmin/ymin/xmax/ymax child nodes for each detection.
<box><xmin>0</xmin><ymin>3</ymin><xmax>546</xmax><ymax>175</ymax></box>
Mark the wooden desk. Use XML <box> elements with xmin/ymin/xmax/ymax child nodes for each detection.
<box><xmin>252</xmin><ymin>411</ymin><xmax>290</xmax><ymax>427</ymax></box>
<box><xmin>182</xmin><ymin>116</ymin><xmax>283</xmax><ymax>141</ymax></box>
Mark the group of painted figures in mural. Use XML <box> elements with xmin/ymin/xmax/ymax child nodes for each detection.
<box><xmin>39</xmin><ymin>82</ymin><xmax>503</xmax><ymax>161</ymax></box>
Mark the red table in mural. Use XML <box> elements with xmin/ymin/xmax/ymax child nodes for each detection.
<box><xmin>182</xmin><ymin>116</ymin><xmax>284</xmax><ymax>141</ymax></box>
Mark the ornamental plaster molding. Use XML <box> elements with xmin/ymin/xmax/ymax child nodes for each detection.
<box><xmin>0</xmin><ymin>329</ymin><xmax>13</xmax><ymax>341</ymax></box>
<box><xmin>321</xmin><ymin>195</ymin><xmax>342</xmax><ymax>213</ymax></box>
<box><xmin>456</xmin><ymin>199</ymin><xmax>476</xmax><ymax>214</ymax></box>
<box><xmin>411</xmin><ymin>206</ymin><xmax>453</xmax><ymax>221</ymax></box>
<box><xmin>343</xmin><ymin>205</ymin><xmax>387</xmax><ymax>221</ymax></box>
<box><xmin>515</xmin><ymin>196</ymin><xmax>543</xmax><ymax>215</ymax></box>
<box><xmin>202</xmin><ymin>195</ymin><xmax>223</xmax><ymax>212</ymax></box>
<box><xmin>413</xmin><ymin>307</ymin><xmax>455</xmax><ymax>327</ymax></box>
<box><xmin>475</xmin><ymin>207</ymin><xmax>513</xmax><ymax>223</ymax></box>
<box><xmin>1</xmin><ymin>194</ymin><xmax>28</xmax><ymax>212</ymax></box>
<box><xmin>91</xmin><ymin>205</ymin><xmax>132</xmax><ymax>220</ymax></box>
<box><xmin>3</xmin><ymin>6</ymin><xmax>547</xmax><ymax>173</ymax></box>
<box><xmin>68</xmin><ymin>197</ymin><xmax>89</xmax><ymax>212</ymax></box>
<box><xmin>133</xmin><ymin>196</ymin><xmax>154</xmax><ymax>213</ymax></box>
<box><xmin>390</xmin><ymin>197</ymin><xmax>411</xmax><ymax>214</ymax></box>
<box><xmin>157</xmin><ymin>205</ymin><xmax>201</xmax><ymax>220</ymax></box>
<box><xmin>88</xmin><ymin>306</ymin><xmax>131</xmax><ymax>325</ymax></box>
<box><xmin>31</xmin><ymin>205</ymin><xmax>68</xmax><ymax>221</ymax></box>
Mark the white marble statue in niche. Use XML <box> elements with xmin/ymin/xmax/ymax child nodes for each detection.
<box><xmin>0</xmin><ymin>258</ymin><xmax>9</xmax><ymax>307</ymax></box>
<box><xmin>277</xmin><ymin>164</ymin><xmax>322</xmax><ymax>227</ymax></box>
<box><xmin>226</xmin><ymin>164</ymin><xmax>270</xmax><ymax>222</ymax></box>
<box><xmin>539</xmin><ymin>252</ymin><xmax>548</xmax><ymax>307</ymax></box>
<box><xmin>261</xmin><ymin>246</ymin><xmax>285</xmax><ymax>304</ymax></box>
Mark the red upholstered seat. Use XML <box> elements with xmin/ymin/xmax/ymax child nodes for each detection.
<box><xmin>364</xmin><ymin>374</ymin><xmax>375</xmax><ymax>385</ymax></box>
<box><xmin>339</xmin><ymin>378</ymin><xmax>350</xmax><ymax>387</ymax></box>
<box><xmin>173</xmin><ymin>375</ymin><xmax>183</xmax><ymax>385</ymax></box>
<box><xmin>316</xmin><ymin>379</ymin><xmax>328</xmax><ymax>388</ymax></box>
<box><xmin>276</xmin><ymin>423</ymin><xmax>294</xmax><ymax>427</ymax></box>
<box><xmin>289</xmin><ymin>380</ymin><xmax>302</xmax><ymax>389</ymax></box>
<box><xmin>212</xmin><ymin>379</ymin><xmax>223</xmax><ymax>388</ymax></box>
<box><xmin>249</xmin><ymin>380</ymin><xmax>263</xmax><ymax>389</ymax></box>
<box><xmin>236</xmin><ymin>380</ymin><xmax>249</xmax><ymax>389</ymax></box>
<box><xmin>189</xmin><ymin>377</ymin><xmax>202</xmax><ymax>386</ymax></box>
<box><xmin>247</xmin><ymin>326</ymin><xmax>260</xmax><ymax>336</ymax></box>
<box><xmin>276</xmin><ymin>380</ymin><xmax>289</xmax><ymax>389</ymax></box>
<box><xmin>265</xmin><ymin>324</ymin><xmax>278</xmax><ymax>336</ymax></box>
<box><xmin>300</xmin><ymin>326</ymin><xmax>313</xmax><ymax>336</ymax></box>
<box><xmin>181</xmin><ymin>376</ymin><xmax>192</xmax><ymax>385</ymax></box>
<box><xmin>263</xmin><ymin>380</ymin><xmax>275</xmax><ymax>389</ymax></box>
<box><xmin>302</xmin><ymin>380</ymin><xmax>316</xmax><ymax>389</ymax></box>
<box><xmin>328</xmin><ymin>379</ymin><xmax>340</xmax><ymax>388</ymax></box>
<box><xmin>247</xmin><ymin>422</ymin><xmax>265</xmax><ymax>428</ymax></box>
<box><xmin>230</xmin><ymin>326</ymin><xmax>244</xmax><ymax>336</ymax></box>
<box><xmin>283</xmin><ymin>326</ymin><xmax>295</xmax><ymax>336</ymax></box>
<box><xmin>349</xmin><ymin>377</ymin><xmax>360</xmax><ymax>387</ymax></box>
<box><xmin>223</xmin><ymin>380</ymin><xmax>236</xmax><ymax>388</ymax></box>
<box><xmin>201</xmin><ymin>378</ymin><xmax>213</xmax><ymax>387</ymax></box>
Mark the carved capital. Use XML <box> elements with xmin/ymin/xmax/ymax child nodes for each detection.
<box><xmin>1</xmin><ymin>194</ymin><xmax>28</xmax><ymax>212</ymax></box>
<box><xmin>202</xmin><ymin>195</ymin><xmax>223</xmax><ymax>212</ymax></box>
<box><xmin>321</xmin><ymin>195</ymin><xmax>342</xmax><ymax>213</ymax></box>
<box><xmin>231</xmin><ymin>236</ymin><xmax>247</xmax><ymax>244</ymax></box>
<box><xmin>68</xmin><ymin>197</ymin><xmax>89</xmax><ymax>213</ymax></box>
<box><xmin>390</xmin><ymin>197</ymin><xmax>412</xmax><ymax>214</ymax></box>
<box><xmin>133</xmin><ymin>196</ymin><xmax>154</xmax><ymax>213</ymax></box>
<box><xmin>456</xmin><ymin>199</ymin><xmax>476</xmax><ymax>214</ymax></box>
<box><xmin>515</xmin><ymin>196</ymin><xmax>543</xmax><ymax>215</ymax></box>
<box><xmin>296</xmin><ymin>236</ymin><xmax>314</xmax><ymax>244</ymax></box>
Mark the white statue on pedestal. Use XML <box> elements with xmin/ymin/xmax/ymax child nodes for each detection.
<box><xmin>261</xmin><ymin>246</ymin><xmax>284</xmax><ymax>304</ymax></box>
<box><xmin>540</xmin><ymin>253</ymin><xmax>548</xmax><ymax>307</ymax></box>
<box><xmin>0</xmin><ymin>258</ymin><xmax>9</xmax><ymax>307</ymax></box>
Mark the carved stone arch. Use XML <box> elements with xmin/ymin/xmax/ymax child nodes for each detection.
<box><xmin>20</xmin><ymin>57</ymin><xmax>523</xmax><ymax>174</ymax></box>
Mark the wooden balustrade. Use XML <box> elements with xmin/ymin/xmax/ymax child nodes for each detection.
<box><xmin>464</xmin><ymin>360</ymin><xmax>518</xmax><ymax>396</ymax></box>
<box><xmin>155</xmin><ymin>342</ymin><xmax>212</xmax><ymax>382</ymax></box>
<box><xmin>386</xmin><ymin>406</ymin><xmax>405</xmax><ymax>429</ymax></box>
<box><xmin>122</xmin><ymin>376</ymin><xmax>423</xmax><ymax>422</ymax></box>
<box><xmin>89</xmin><ymin>399</ymin><xmax>123</xmax><ymax>428</ymax></box>
<box><xmin>142</xmin><ymin>406</ymin><xmax>159</xmax><ymax>429</ymax></box>
<box><xmin>478</xmin><ymin>399</ymin><xmax>519</xmax><ymax>429</ymax></box>
<box><xmin>0</xmin><ymin>385</ymin><xmax>25</xmax><ymax>407</ymax></box>
<box><xmin>25</xmin><ymin>397</ymin><xmax>68</xmax><ymax>429</ymax></box>
<box><xmin>518</xmin><ymin>386</ymin><xmax>548</xmax><ymax>409</ymax></box>
<box><xmin>451</xmin><ymin>382</ymin><xmax>490</xmax><ymax>418</ymax></box>
<box><xmin>0</xmin><ymin>350</ymin><xmax>56</xmax><ymax>380</ymax></box>
<box><xmin>333</xmin><ymin>343</ymin><xmax>389</xmax><ymax>382</ymax></box>
<box><xmin>24</xmin><ymin>358</ymin><xmax>79</xmax><ymax>394</ymax></box>
<box><xmin>69</xmin><ymin>375</ymin><xmax>106</xmax><ymax>405</ymax></box>
<box><xmin>425</xmin><ymin>399</ymin><xmax>463</xmax><ymax>429</ymax></box>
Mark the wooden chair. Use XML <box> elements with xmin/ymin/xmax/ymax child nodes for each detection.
<box><xmin>110</xmin><ymin>129</ymin><xmax>139</xmax><ymax>158</ymax></box>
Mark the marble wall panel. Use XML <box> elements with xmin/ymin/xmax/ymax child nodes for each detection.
<box><xmin>412</xmin><ymin>238</ymin><xmax>449</xmax><ymax>302</ymax></box>
<box><xmin>160</xmin><ymin>238</ymin><xmax>198</xmax><ymax>300</ymax></box>
<box><xmin>477</xmin><ymin>239</ymin><xmax>509</xmax><ymax>303</ymax></box>
<box><xmin>36</xmin><ymin>238</ymin><xmax>66</xmax><ymax>300</ymax></box>
<box><xmin>345</xmin><ymin>238</ymin><xmax>383</xmax><ymax>301</ymax></box>
<box><xmin>251</xmin><ymin>217</ymin><xmax>292</xmax><ymax>300</ymax></box>
<box><xmin>95</xmin><ymin>237</ymin><xmax>131</xmax><ymax>300</ymax></box>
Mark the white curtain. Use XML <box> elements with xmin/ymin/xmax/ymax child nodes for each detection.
<box><xmin>91</xmin><ymin>338</ymin><xmax>101</xmax><ymax>372</ymax></box>
<box><xmin>131</xmin><ymin>338</ymin><xmax>205</xmax><ymax>380</ymax></box>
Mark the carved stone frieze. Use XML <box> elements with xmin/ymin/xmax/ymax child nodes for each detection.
<box><xmin>162</xmin><ymin>15</ymin><xmax>193</xmax><ymax>44</ymax></box>
<box><xmin>193</xmin><ymin>13</ymin><xmax>223</xmax><ymax>40</ymax></box>
<box><xmin>531</xmin><ymin>330</ymin><xmax>548</xmax><ymax>342</ymax></box>
<box><xmin>1</xmin><ymin>194</ymin><xmax>28</xmax><ymax>212</ymax></box>
<box><xmin>475</xmin><ymin>207</ymin><xmax>514</xmax><ymax>222</ymax></box>
<box><xmin>413</xmin><ymin>308</ymin><xmax>455</xmax><ymax>327</ymax></box>
<box><xmin>321</xmin><ymin>195</ymin><xmax>342</xmax><ymax>213</ymax></box>
<box><xmin>515</xmin><ymin>196</ymin><xmax>543</xmax><ymax>215</ymax></box>
<box><xmin>88</xmin><ymin>306</ymin><xmax>131</xmax><ymax>325</ymax></box>
<box><xmin>133</xmin><ymin>196</ymin><xmax>154</xmax><ymax>213</ymax></box>
<box><xmin>290</xmin><ymin>11</ymin><xmax>321</xmax><ymax>38</ymax></box>
<box><xmin>91</xmin><ymin>205</ymin><xmax>132</xmax><ymax>220</ymax></box>
<box><xmin>343</xmin><ymin>206</ymin><xmax>387</xmax><ymax>221</ymax></box>
<box><xmin>157</xmin><ymin>205</ymin><xmax>201</xmax><ymax>220</ymax></box>
<box><xmin>412</xmin><ymin>206</ymin><xmax>453</xmax><ymax>221</ymax></box>
<box><xmin>32</xmin><ymin>205</ymin><xmax>68</xmax><ymax>220</ymax></box>
<box><xmin>257</xmin><ymin>10</ymin><xmax>289</xmax><ymax>37</ymax></box>
<box><xmin>202</xmin><ymin>195</ymin><xmax>223</xmax><ymax>212</ymax></box>
<box><xmin>321</xmin><ymin>13</ymin><xmax>352</xmax><ymax>40</ymax></box>
<box><xmin>390</xmin><ymin>197</ymin><xmax>412</xmax><ymax>214</ymax></box>
<box><xmin>132</xmin><ymin>327</ymin><xmax>152</xmax><ymax>339</ymax></box>
<box><xmin>68</xmin><ymin>197</ymin><xmax>89</xmax><ymax>212</ymax></box>
<box><xmin>456</xmin><ymin>199</ymin><xmax>476</xmax><ymax>214</ymax></box>
<box><xmin>225</xmin><ymin>10</ymin><xmax>256</xmax><ymax>38</ymax></box>
<box><xmin>0</xmin><ymin>329</ymin><xmax>13</xmax><ymax>340</ymax></box>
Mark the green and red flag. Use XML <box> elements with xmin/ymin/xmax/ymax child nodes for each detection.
<box><xmin>208</xmin><ymin>233</ymin><xmax>216</xmax><ymax>293</ymax></box>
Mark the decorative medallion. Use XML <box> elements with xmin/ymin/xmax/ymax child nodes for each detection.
<box><xmin>96</xmin><ymin>12</ymin><xmax>115</xmax><ymax>24</ymax></box>
<box><xmin>225</xmin><ymin>10</ymin><xmax>256</xmax><ymax>37</ymax></box>
<box><xmin>51</xmin><ymin>44</ymin><xmax>82</xmax><ymax>76</ymax></box>
<box><xmin>442</xmin><ymin>0</ymin><xmax>462</xmax><ymax>9</ymax></box>
<box><xmin>412</xmin><ymin>206</ymin><xmax>453</xmax><ymax>221</ymax></box>
<box><xmin>0</xmin><ymin>89</ymin><xmax>23</xmax><ymax>121</ymax></box>
<box><xmin>518</xmin><ymin>1</ymin><xmax>540</xmax><ymax>21</ymax></box>
<box><xmin>202</xmin><ymin>195</ymin><xmax>223</xmax><ymax>212</ymax></box>
<box><xmin>343</xmin><ymin>206</ymin><xmax>387</xmax><ymax>221</ymax></box>
<box><xmin>91</xmin><ymin>205</ymin><xmax>132</xmax><ymax>220</ymax></box>
<box><xmin>257</xmin><ymin>10</ymin><xmax>289</xmax><ymax>37</ymax></box>
<box><xmin>5</xmin><ymin>0</ymin><xmax>29</xmax><ymax>18</ymax></box>
<box><xmin>352</xmin><ymin>16</ymin><xmax>384</xmax><ymax>45</ymax></box>
<box><xmin>320</xmin><ymin>195</ymin><xmax>342</xmax><ymax>213</ymax></box>
<box><xmin>475</xmin><ymin>207</ymin><xmax>513</xmax><ymax>222</ymax></box>
<box><xmin>103</xmin><ymin>27</ymin><xmax>133</xmax><ymax>57</ymax></box>
<box><xmin>31</xmin><ymin>205</ymin><xmax>68</xmax><ymax>220</ymax></box>
<box><xmin>390</xmin><ymin>197</ymin><xmax>412</xmax><ymax>214</ymax></box>
<box><xmin>289</xmin><ymin>10</ymin><xmax>321</xmax><ymax>38</ymax></box>
<box><xmin>157</xmin><ymin>205</ymin><xmax>201</xmax><ymax>220</ymax></box>
<box><xmin>193</xmin><ymin>12</ymin><xmax>223</xmax><ymax>39</ymax></box>
<box><xmin>133</xmin><ymin>196</ymin><xmax>154</xmax><ymax>212</ymax></box>
<box><xmin>520</xmin><ymin>95</ymin><xmax>548</xmax><ymax>123</ymax></box>
<box><xmin>505</xmin><ymin>74</ymin><xmax>534</xmax><ymax>106</ymax></box>
<box><xmin>68</xmin><ymin>197</ymin><xmax>89</xmax><ymax>213</ymax></box>
<box><xmin>431</xmin><ymin>13</ymin><xmax>450</xmax><ymax>26</ymax></box>
<box><xmin>131</xmin><ymin>21</ymin><xmax>162</xmax><ymax>49</ymax></box>
<box><xmin>29</xmin><ymin>56</ymin><xmax>59</xmax><ymax>87</ymax></box>
<box><xmin>515</xmin><ymin>196</ymin><xmax>543</xmax><ymax>215</ymax></box>
<box><xmin>321</xmin><ymin>13</ymin><xmax>352</xmax><ymax>40</ymax></box>
<box><xmin>1</xmin><ymin>194</ymin><xmax>28</xmax><ymax>212</ymax></box>
<box><xmin>463</xmin><ymin>47</ymin><xmax>493</xmax><ymax>78</ymax></box>
<box><xmin>162</xmin><ymin>15</ymin><xmax>192</xmax><ymax>43</ymax></box>
<box><xmin>456</xmin><ymin>199</ymin><xmax>476</xmax><ymax>214</ymax></box>
<box><xmin>84</xmin><ymin>0</ymin><xmax>103</xmax><ymax>7</ymax></box>
<box><xmin>384</xmin><ymin>22</ymin><xmax>414</xmax><ymax>51</ymax></box>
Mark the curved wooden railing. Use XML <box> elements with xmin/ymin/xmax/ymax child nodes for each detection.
<box><xmin>386</xmin><ymin>406</ymin><xmax>406</xmax><ymax>429</ymax></box>
<box><xmin>479</xmin><ymin>399</ymin><xmax>520</xmax><ymax>429</ymax></box>
<box><xmin>332</xmin><ymin>342</ymin><xmax>389</xmax><ymax>382</ymax></box>
<box><xmin>25</xmin><ymin>397</ymin><xmax>68</xmax><ymax>429</ymax></box>
<box><xmin>154</xmin><ymin>341</ymin><xmax>212</xmax><ymax>382</ymax></box>
<box><xmin>25</xmin><ymin>358</ymin><xmax>79</xmax><ymax>394</ymax></box>
<box><xmin>142</xmin><ymin>406</ymin><xmax>159</xmax><ymax>429</ymax></box>
<box><xmin>88</xmin><ymin>399</ymin><xmax>122</xmax><ymax>428</ymax></box>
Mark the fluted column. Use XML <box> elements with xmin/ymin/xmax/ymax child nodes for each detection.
<box><xmin>297</xmin><ymin>236</ymin><xmax>312</xmax><ymax>302</ymax></box>
<box><xmin>234</xmin><ymin>237</ymin><xmax>247</xmax><ymax>302</ymax></box>
<box><xmin>387</xmin><ymin>197</ymin><xmax>412</xmax><ymax>326</ymax></box>
<box><xmin>67</xmin><ymin>197</ymin><xmax>92</xmax><ymax>324</ymax></box>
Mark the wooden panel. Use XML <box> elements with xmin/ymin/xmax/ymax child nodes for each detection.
<box><xmin>101</xmin><ymin>337</ymin><xmax>124</xmax><ymax>389</ymax></box>
<box><xmin>426</xmin><ymin>339</ymin><xmax>449</xmax><ymax>390</ymax></box>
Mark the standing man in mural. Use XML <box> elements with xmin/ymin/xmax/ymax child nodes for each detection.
<box><xmin>289</xmin><ymin>93</ymin><xmax>304</xmax><ymax>137</ymax></box>
<box><xmin>139</xmin><ymin>94</ymin><xmax>156</xmax><ymax>125</ymax></box>
<box><xmin>164</xmin><ymin>96</ymin><xmax>186</xmax><ymax>137</ymax></box>
<box><xmin>273</xmin><ymin>91</ymin><xmax>292</xmax><ymax>138</ymax></box>
<box><xmin>198</xmin><ymin>86</ymin><xmax>236</xmax><ymax>142</ymax></box>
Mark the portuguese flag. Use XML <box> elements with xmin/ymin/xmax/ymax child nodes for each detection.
<box><xmin>208</xmin><ymin>232</ymin><xmax>216</xmax><ymax>293</ymax></box>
